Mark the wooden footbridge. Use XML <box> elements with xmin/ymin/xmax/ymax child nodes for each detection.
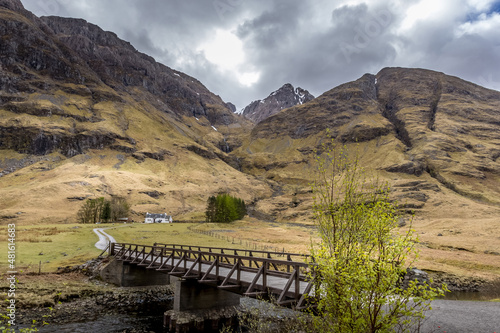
<box><xmin>109</xmin><ymin>243</ymin><xmax>317</xmax><ymax>310</ymax></box>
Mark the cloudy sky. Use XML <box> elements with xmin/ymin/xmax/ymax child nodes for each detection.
<box><xmin>22</xmin><ymin>0</ymin><xmax>500</xmax><ymax>110</ymax></box>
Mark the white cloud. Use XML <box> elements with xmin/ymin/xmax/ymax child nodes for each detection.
<box><xmin>467</xmin><ymin>0</ymin><xmax>496</xmax><ymax>11</ymax></box>
<box><xmin>198</xmin><ymin>29</ymin><xmax>260</xmax><ymax>87</ymax></box>
<box><xmin>456</xmin><ymin>12</ymin><xmax>500</xmax><ymax>37</ymax></box>
<box><xmin>400</xmin><ymin>0</ymin><xmax>456</xmax><ymax>31</ymax></box>
<box><xmin>198</xmin><ymin>30</ymin><xmax>244</xmax><ymax>69</ymax></box>
<box><xmin>239</xmin><ymin>72</ymin><xmax>261</xmax><ymax>86</ymax></box>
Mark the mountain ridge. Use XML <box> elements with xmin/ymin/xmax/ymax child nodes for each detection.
<box><xmin>231</xmin><ymin>67</ymin><xmax>500</xmax><ymax>224</ymax></box>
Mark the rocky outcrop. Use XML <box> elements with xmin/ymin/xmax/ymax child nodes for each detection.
<box><xmin>0</xmin><ymin>0</ymin><xmax>24</xmax><ymax>12</ymax></box>
<box><xmin>0</xmin><ymin>126</ymin><xmax>131</xmax><ymax>156</ymax></box>
<box><xmin>240</xmin><ymin>83</ymin><xmax>314</xmax><ymax>123</ymax></box>
<box><xmin>0</xmin><ymin>5</ymin><xmax>94</xmax><ymax>90</ymax></box>
<box><xmin>40</xmin><ymin>16</ymin><xmax>237</xmax><ymax>126</ymax></box>
<box><xmin>401</xmin><ymin>268</ymin><xmax>430</xmax><ymax>289</ymax></box>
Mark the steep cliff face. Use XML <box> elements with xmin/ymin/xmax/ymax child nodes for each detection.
<box><xmin>376</xmin><ymin>68</ymin><xmax>500</xmax><ymax>201</ymax></box>
<box><xmin>0</xmin><ymin>4</ymin><xmax>96</xmax><ymax>90</ymax></box>
<box><xmin>0</xmin><ymin>0</ymin><xmax>24</xmax><ymax>12</ymax></box>
<box><xmin>0</xmin><ymin>1</ymin><xmax>248</xmax><ymax>158</ymax></box>
<box><xmin>240</xmin><ymin>83</ymin><xmax>314</xmax><ymax>123</ymax></box>
<box><xmin>40</xmin><ymin>16</ymin><xmax>239</xmax><ymax>126</ymax></box>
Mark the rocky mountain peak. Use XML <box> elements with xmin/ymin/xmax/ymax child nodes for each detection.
<box><xmin>239</xmin><ymin>83</ymin><xmax>314</xmax><ymax>123</ymax></box>
<box><xmin>0</xmin><ymin>0</ymin><xmax>24</xmax><ymax>11</ymax></box>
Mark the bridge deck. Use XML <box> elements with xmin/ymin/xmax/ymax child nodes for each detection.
<box><xmin>110</xmin><ymin>243</ymin><xmax>317</xmax><ymax>309</ymax></box>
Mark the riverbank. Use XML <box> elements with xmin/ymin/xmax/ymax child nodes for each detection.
<box><xmin>20</xmin><ymin>283</ymin><xmax>173</xmax><ymax>332</ymax></box>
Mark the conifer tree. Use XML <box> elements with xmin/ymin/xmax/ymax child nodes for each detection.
<box><xmin>205</xmin><ymin>193</ymin><xmax>247</xmax><ymax>223</ymax></box>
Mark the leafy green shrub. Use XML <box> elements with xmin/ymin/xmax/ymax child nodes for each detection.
<box><xmin>77</xmin><ymin>196</ymin><xmax>129</xmax><ymax>224</ymax></box>
<box><xmin>308</xmin><ymin>142</ymin><xmax>446</xmax><ymax>332</ymax></box>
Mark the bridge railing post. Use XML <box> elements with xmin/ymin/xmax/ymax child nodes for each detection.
<box><xmin>294</xmin><ymin>265</ymin><xmax>300</xmax><ymax>300</ymax></box>
<box><xmin>262</xmin><ymin>261</ymin><xmax>267</xmax><ymax>289</ymax></box>
<box><xmin>216</xmin><ymin>254</ymin><xmax>220</xmax><ymax>278</ymax></box>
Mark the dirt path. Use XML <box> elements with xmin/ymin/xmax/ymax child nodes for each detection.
<box><xmin>92</xmin><ymin>228</ymin><xmax>117</xmax><ymax>250</ymax></box>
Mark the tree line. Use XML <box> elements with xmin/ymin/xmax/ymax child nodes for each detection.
<box><xmin>77</xmin><ymin>196</ymin><xmax>130</xmax><ymax>224</ymax></box>
<box><xmin>205</xmin><ymin>193</ymin><xmax>246</xmax><ymax>223</ymax></box>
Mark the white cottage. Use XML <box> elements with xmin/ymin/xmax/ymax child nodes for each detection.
<box><xmin>145</xmin><ymin>213</ymin><xmax>173</xmax><ymax>223</ymax></box>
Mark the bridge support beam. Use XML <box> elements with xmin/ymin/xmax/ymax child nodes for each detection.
<box><xmin>100</xmin><ymin>258</ymin><xmax>170</xmax><ymax>287</ymax></box>
<box><xmin>163</xmin><ymin>277</ymin><xmax>241</xmax><ymax>332</ymax></box>
<box><xmin>171</xmin><ymin>276</ymin><xmax>240</xmax><ymax>311</ymax></box>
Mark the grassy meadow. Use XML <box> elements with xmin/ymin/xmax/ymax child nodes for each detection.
<box><xmin>0</xmin><ymin>218</ymin><xmax>318</xmax><ymax>274</ymax></box>
<box><xmin>1</xmin><ymin>217</ymin><xmax>500</xmax><ymax>281</ymax></box>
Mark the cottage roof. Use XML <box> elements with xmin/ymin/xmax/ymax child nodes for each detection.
<box><xmin>146</xmin><ymin>213</ymin><xmax>169</xmax><ymax>219</ymax></box>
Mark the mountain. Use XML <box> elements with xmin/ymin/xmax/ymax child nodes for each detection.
<box><xmin>0</xmin><ymin>0</ymin><xmax>266</xmax><ymax>223</ymax></box>
<box><xmin>241</xmin><ymin>68</ymin><xmax>500</xmax><ymax>200</ymax></box>
<box><xmin>1</xmin><ymin>1</ymin><xmax>500</xmax><ymax>270</ymax></box>
<box><xmin>233</xmin><ymin>68</ymin><xmax>500</xmax><ymax>234</ymax></box>
<box><xmin>239</xmin><ymin>83</ymin><xmax>314</xmax><ymax>123</ymax></box>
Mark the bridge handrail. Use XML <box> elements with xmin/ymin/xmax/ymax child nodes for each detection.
<box><xmin>111</xmin><ymin>243</ymin><xmax>312</xmax><ymax>269</ymax></box>
<box><xmin>152</xmin><ymin>243</ymin><xmax>310</xmax><ymax>260</ymax></box>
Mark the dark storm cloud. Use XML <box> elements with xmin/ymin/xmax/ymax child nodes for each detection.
<box><xmin>237</xmin><ymin>2</ymin><xmax>398</xmax><ymax>99</ymax></box>
<box><xmin>236</xmin><ymin>0</ymin><xmax>305</xmax><ymax>48</ymax></box>
<box><xmin>20</xmin><ymin>0</ymin><xmax>500</xmax><ymax>109</ymax></box>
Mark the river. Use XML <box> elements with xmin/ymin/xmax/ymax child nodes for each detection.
<box><xmin>28</xmin><ymin>297</ymin><xmax>500</xmax><ymax>333</ymax></box>
<box><xmin>37</xmin><ymin>313</ymin><xmax>164</xmax><ymax>332</ymax></box>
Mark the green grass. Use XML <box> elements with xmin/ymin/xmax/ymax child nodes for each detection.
<box><xmin>103</xmin><ymin>222</ymin><xmax>252</xmax><ymax>250</ymax></box>
<box><xmin>0</xmin><ymin>224</ymin><xmax>101</xmax><ymax>272</ymax></box>
<box><xmin>0</xmin><ymin>222</ymin><xmax>249</xmax><ymax>273</ymax></box>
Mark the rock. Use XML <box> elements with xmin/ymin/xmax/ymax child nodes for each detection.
<box><xmin>428</xmin><ymin>272</ymin><xmax>487</xmax><ymax>292</ymax></box>
<box><xmin>226</xmin><ymin>102</ymin><xmax>237</xmax><ymax>113</ymax></box>
<box><xmin>140</xmin><ymin>190</ymin><xmax>164</xmax><ymax>199</ymax></box>
<box><xmin>402</xmin><ymin>268</ymin><xmax>430</xmax><ymax>289</ymax></box>
<box><xmin>67</xmin><ymin>197</ymin><xmax>87</xmax><ymax>201</ymax></box>
<box><xmin>386</xmin><ymin>161</ymin><xmax>425</xmax><ymax>176</ymax></box>
<box><xmin>0</xmin><ymin>0</ymin><xmax>25</xmax><ymax>12</ymax></box>
<box><xmin>398</xmin><ymin>192</ymin><xmax>429</xmax><ymax>202</ymax></box>
<box><xmin>164</xmin><ymin>307</ymin><xmax>239</xmax><ymax>333</ymax></box>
